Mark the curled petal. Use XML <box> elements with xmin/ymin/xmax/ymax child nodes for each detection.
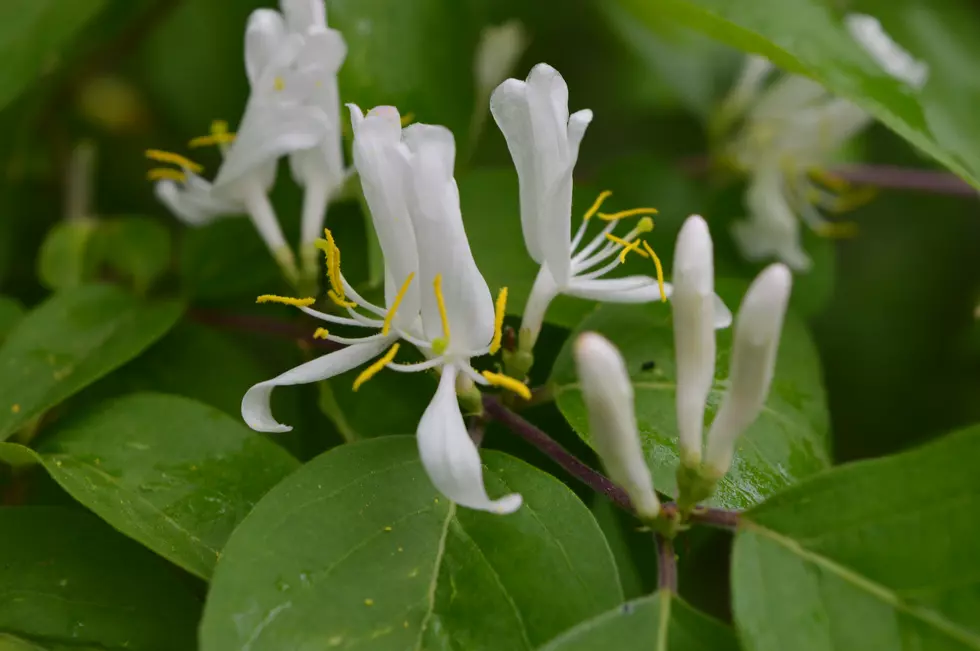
<box><xmin>242</xmin><ymin>339</ymin><xmax>389</xmax><ymax>432</ymax></box>
<box><xmin>417</xmin><ymin>365</ymin><xmax>522</xmax><ymax>514</ymax></box>
<box><xmin>565</xmin><ymin>277</ymin><xmax>733</xmax><ymax>328</ymax></box>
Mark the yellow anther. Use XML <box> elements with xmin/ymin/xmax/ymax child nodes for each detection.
<box><xmin>481</xmin><ymin>371</ymin><xmax>531</xmax><ymax>400</ymax></box>
<box><xmin>831</xmin><ymin>187</ymin><xmax>878</xmax><ymax>213</ymax></box>
<box><xmin>144</xmin><ymin>149</ymin><xmax>203</xmax><ymax>173</ymax></box>
<box><xmin>318</xmin><ymin>228</ymin><xmax>352</xmax><ymax>305</ymax></box>
<box><xmin>313</xmin><ymin>328</ymin><xmax>330</xmax><ymax>339</ymax></box>
<box><xmin>188</xmin><ymin>132</ymin><xmax>236</xmax><ymax>148</ymax></box>
<box><xmin>256</xmin><ymin>294</ymin><xmax>316</xmax><ymax>307</ymax></box>
<box><xmin>382</xmin><ymin>273</ymin><xmax>415</xmax><ymax>336</ymax></box>
<box><xmin>433</xmin><ymin>274</ymin><xmax>451</xmax><ymax>343</ymax></box>
<box><xmin>328</xmin><ymin>289</ymin><xmax>357</xmax><ymax>309</ymax></box>
<box><xmin>583</xmin><ymin>190</ymin><xmax>613</xmax><ymax>221</ymax></box>
<box><xmin>809</xmin><ymin>168</ymin><xmax>850</xmax><ymax>192</ymax></box>
<box><xmin>146</xmin><ymin>168</ymin><xmax>187</xmax><ymax>182</ymax></box>
<box><xmin>597</xmin><ymin>207</ymin><xmax>659</xmax><ymax>221</ymax></box>
<box><xmin>605</xmin><ymin>233</ymin><xmax>649</xmax><ymax>264</ymax></box>
<box><xmin>489</xmin><ymin>287</ymin><xmax>508</xmax><ymax>355</ymax></box>
<box><xmin>274</xmin><ymin>76</ymin><xmax>285</xmax><ymax>91</ymax></box>
<box><xmin>636</xmin><ymin>216</ymin><xmax>654</xmax><ymax>234</ymax></box>
<box><xmin>352</xmin><ymin>344</ymin><xmax>400</xmax><ymax>391</ymax></box>
<box><xmin>816</xmin><ymin>221</ymin><xmax>860</xmax><ymax>239</ymax></box>
<box><xmin>400</xmin><ymin>112</ymin><xmax>415</xmax><ymax>126</ymax></box>
<box><xmin>641</xmin><ymin>241</ymin><xmax>667</xmax><ymax>303</ymax></box>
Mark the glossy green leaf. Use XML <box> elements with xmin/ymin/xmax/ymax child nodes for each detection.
<box><xmin>617</xmin><ymin>0</ymin><xmax>980</xmax><ymax>189</ymax></box>
<box><xmin>36</xmin><ymin>219</ymin><xmax>101</xmax><ymax>290</ymax></box>
<box><xmin>178</xmin><ymin>219</ymin><xmax>280</xmax><ymax>299</ymax></box>
<box><xmin>97</xmin><ymin>217</ymin><xmax>172</xmax><ymax>294</ymax></box>
<box><xmin>0</xmin><ymin>296</ymin><xmax>24</xmax><ymax>343</ymax></box>
<box><xmin>540</xmin><ymin>591</ymin><xmax>739</xmax><ymax>651</ymax></box>
<box><xmin>329</xmin><ymin>0</ymin><xmax>478</xmax><ymax>139</ymax></box>
<box><xmin>0</xmin><ymin>284</ymin><xmax>184</xmax><ymax>440</ymax></box>
<box><xmin>28</xmin><ymin>393</ymin><xmax>300</xmax><ymax>578</ymax></box>
<box><xmin>0</xmin><ymin>507</ymin><xmax>200</xmax><ymax>651</ymax></box>
<box><xmin>550</xmin><ymin>280</ymin><xmax>830</xmax><ymax>509</ymax></box>
<box><xmin>733</xmin><ymin>424</ymin><xmax>980</xmax><ymax>650</ymax></box>
<box><xmin>0</xmin><ymin>0</ymin><xmax>106</xmax><ymax>112</ymax></box>
<box><xmin>200</xmin><ymin>437</ymin><xmax>623</xmax><ymax>651</ymax></box>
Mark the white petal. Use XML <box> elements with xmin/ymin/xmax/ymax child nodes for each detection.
<box><xmin>402</xmin><ymin>124</ymin><xmax>494</xmax><ymax>352</ymax></box>
<box><xmin>520</xmin><ymin>266</ymin><xmax>561</xmax><ymax>349</ymax></box>
<box><xmin>349</xmin><ymin>104</ymin><xmax>420</xmax><ymax>327</ymax></box>
<box><xmin>474</xmin><ymin>21</ymin><xmax>528</xmax><ymax>97</ymax></box>
<box><xmin>245</xmin><ymin>9</ymin><xmax>288</xmax><ymax>87</ymax></box>
<box><xmin>574</xmin><ymin>333</ymin><xmax>659</xmax><ymax>520</ymax></box>
<box><xmin>723</xmin><ymin>55</ymin><xmax>775</xmax><ymax>121</ymax></box>
<box><xmin>845</xmin><ymin>13</ymin><xmax>928</xmax><ymax>88</ymax></box>
<box><xmin>566</xmin><ymin>277</ymin><xmax>732</xmax><ymax>329</ymax></box>
<box><xmin>735</xmin><ymin>165</ymin><xmax>811</xmax><ymax>271</ymax></box>
<box><xmin>490</xmin><ymin>78</ymin><xmax>544</xmax><ymax>264</ymax></box>
<box><xmin>567</xmin><ymin>109</ymin><xmax>593</xmax><ymax>163</ymax></box>
<box><xmin>417</xmin><ymin>365</ymin><xmax>522</xmax><ymax>514</ymax></box>
<box><xmin>671</xmin><ymin>216</ymin><xmax>717</xmax><ymax>464</ymax></box>
<box><xmin>154</xmin><ymin>176</ymin><xmax>242</xmax><ymax>226</ymax></box>
<box><xmin>280</xmin><ymin>0</ymin><xmax>326</xmax><ymax>32</ymax></box>
<box><xmin>242</xmin><ymin>339</ymin><xmax>390</xmax><ymax>433</ymax></box>
<box><xmin>704</xmin><ymin>264</ymin><xmax>792</xmax><ymax>476</ymax></box>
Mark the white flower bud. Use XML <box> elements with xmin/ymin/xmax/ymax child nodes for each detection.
<box><xmin>704</xmin><ymin>263</ymin><xmax>792</xmax><ymax>477</ymax></box>
<box><xmin>574</xmin><ymin>333</ymin><xmax>660</xmax><ymax>520</ymax></box>
<box><xmin>672</xmin><ymin>215</ymin><xmax>717</xmax><ymax>467</ymax></box>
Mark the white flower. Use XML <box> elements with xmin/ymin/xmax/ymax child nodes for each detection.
<box><xmin>147</xmin><ymin>0</ymin><xmax>348</xmax><ymax>284</ymax></box>
<box><xmin>491</xmin><ymin>63</ymin><xmax>732</xmax><ymax>348</ymax></box>
<box><xmin>845</xmin><ymin>14</ymin><xmax>928</xmax><ymax>88</ymax></box>
<box><xmin>574</xmin><ymin>332</ymin><xmax>660</xmax><ymax>520</ymax></box>
<box><xmin>703</xmin><ymin>263</ymin><xmax>792</xmax><ymax>478</ymax></box>
<box><xmin>671</xmin><ymin>216</ymin><xmax>717</xmax><ymax>467</ymax></box>
<box><xmin>242</xmin><ymin>105</ymin><xmax>523</xmax><ymax>514</ymax></box>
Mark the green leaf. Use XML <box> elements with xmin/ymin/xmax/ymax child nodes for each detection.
<box><xmin>732</xmin><ymin>424</ymin><xmax>980</xmax><ymax>651</ymax></box>
<box><xmin>540</xmin><ymin>591</ymin><xmax>739</xmax><ymax>651</ymax></box>
<box><xmin>36</xmin><ymin>219</ymin><xmax>101</xmax><ymax>290</ymax></box>
<box><xmin>329</xmin><ymin>0</ymin><xmax>478</xmax><ymax>138</ymax></box>
<box><xmin>0</xmin><ymin>507</ymin><xmax>200</xmax><ymax>651</ymax></box>
<box><xmin>0</xmin><ymin>295</ymin><xmax>24</xmax><ymax>343</ymax></box>
<box><xmin>200</xmin><ymin>437</ymin><xmax>623</xmax><ymax>651</ymax></box>
<box><xmin>617</xmin><ymin>0</ymin><xmax>980</xmax><ymax>189</ymax></box>
<box><xmin>550</xmin><ymin>280</ymin><xmax>830</xmax><ymax>509</ymax></box>
<box><xmin>97</xmin><ymin>217</ymin><xmax>172</xmax><ymax>294</ymax></box>
<box><xmin>0</xmin><ymin>284</ymin><xmax>184</xmax><ymax>440</ymax></box>
<box><xmin>0</xmin><ymin>0</ymin><xmax>106</xmax><ymax>112</ymax></box>
<box><xmin>178</xmin><ymin>219</ymin><xmax>280</xmax><ymax>299</ymax></box>
<box><xmin>27</xmin><ymin>393</ymin><xmax>300</xmax><ymax>578</ymax></box>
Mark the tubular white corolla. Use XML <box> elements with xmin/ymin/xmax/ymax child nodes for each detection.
<box><xmin>671</xmin><ymin>216</ymin><xmax>717</xmax><ymax>467</ymax></box>
<box><xmin>703</xmin><ymin>264</ymin><xmax>792</xmax><ymax>477</ymax></box>
<box><xmin>574</xmin><ymin>332</ymin><xmax>660</xmax><ymax>520</ymax></box>
<box><xmin>242</xmin><ymin>106</ymin><xmax>523</xmax><ymax>514</ymax></box>
<box><xmin>491</xmin><ymin>63</ymin><xmax>731</xmax><ymax>349</ymax></box>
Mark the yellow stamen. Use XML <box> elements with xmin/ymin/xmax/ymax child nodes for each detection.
<box><xmin>816</xmin><ymin>221</ymin><xmax>860</xmax><ymax>239</ymax></box>
<box><xmin>274</xmin><ymin>76</ymin><xmax>285</xmax><ymax>91</ymax></box>
<box><xmin>144</xmin><ymin>149</ymin><xmax>203</xmax><ymax>173</ymax></box>
<box><xmin>146</xmin><ymin>168</ymin><xmax>187</xmax><ymax>182</ymax></box>
<box><xmin>830</xmin><ymin>187</ymin><xmax>878</xmax><ymax>213</ymax></box>
<box><xmin>256</xmin><ymin>294</ymin><xmax>316</xmax><ymax>307</ymax></box>
<box><xmin>382</xmin><ymin>273</ymin><xmax>415</xmax><ymax>336</ymax></box>
<box><xmin>352</xmin><ymin>344</ymin><xmax>400</xmax><ymax>391</ymax></box>
<box><xmin>318</xmin><ymin>228</ymin><xmax>351</xmax><ymax>306</ymax></box>
<box><xmin>188</xmin><ymin>132</ymin><xmax>236</xmax><ymax>148</ymax></box>
<box><xmin>583</xmin><ymin>190</ymin><xmax>613</xmax><ymax>221</ymax></box>
<box><xmin>642</xmin><ymin>241</ymin><xmax>667</xmax><ymax>303</ymax></box>
<box><xmin>433</xmin><ymin>274</ymin><xmax>451</xmax><ymax>342</ymax></box>
<box><xmin>489</xmin><ymin>287</ymin><xmax>508</xmax><ymax>355</ymax></box>
<box><xmin>400</xmin><ymin>112</ymin><xmax>415</xmax><ymax>126</ymax></box>
<box><xmin>328</xmin><ymin>289</ymin><xmax>357</xmax><ymax>309</ymax></box>
<box><xmin>313</xmin><ymin>328</ymin><xmax>330</xmax><ymax>339</ymax></box>
<box><xmin>635</xmin><ymin>216</ymin><xmax>654</xmax><ymax>234</ymax></box>
<box><xmin>481</xmin><ymin>371</ymin><xmax>531</xmax><ymax>400</ymax></box>
<box><xmin>809</xmin><ymin>168</ymin><xmax>850</xmax><ymax>192</ymax></box>
<box><xmin>597</xmin><ymin>207</ymin><xmax>659</xmax><ymax>221</ymax></box>
<box><xmin>605</xmin><ymin>233</ymin><xmax>649</xmax><ymax>263</ymax></box>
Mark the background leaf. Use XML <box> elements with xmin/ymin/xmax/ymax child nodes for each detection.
<box><xmin>550</xmin><ymin>279</ymin><xmax>831</xmax><ymax>508</ymax></box>
<box><xmin>0</xmin><ymin>284</ymin><xmax>183</xmax><ymax>440</ymax></box>
<box><xmin>28</xmin><ymin>393</ymin><xmax>300</xmax><ymax>578</ymax></box>
<box><xmin>0</xmin><ymin>507</ymin><xmax>201</xmax><ymax>651</ymax></box>
<box><xmin>200</xmin><ymin>436</ymin><xmax>623</xmax><ymax>651</ymax></box>
<box><xmin>733</xmin><ymin>423</ymin><xmax>980</xmax><ymax>650</ymax></box>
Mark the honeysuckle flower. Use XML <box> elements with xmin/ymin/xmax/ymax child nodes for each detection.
<box><xmin>242</xmin><ymin>105</ymin><xmax>524</xmax><ymax>515</ymax></box>
<box><xmin>490</xmin><ymin>63</ymin><xmax>732</xmax><ymax>356</ymax></box>
<box><xmin>574</xmin><ymin>332</ymin><xmax>660</xmax><ymax>521</ymax></box>
<box><xmin>722</xmin><ymin>26</ymin><xmax>927</xmax><ymax>271</ymax></box>
<box><xmin>671</xmin><ymin>216</ymin><xmax>716</xmax><ymax>468</ymax></box>
<box><xmin>147</xmin><ymin>0</ymin><xmax>348</xmax><ymax>286</ymax></box>
<box><xmin>703</xmin><ymin>263</ymin><xmax>792</xmax><ymax>477</ymax></box>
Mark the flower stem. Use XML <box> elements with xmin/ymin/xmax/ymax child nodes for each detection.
<box><xmin>655</xmin><ymin>534</ymin><xmax>677</xmax><ymax>593</ymax></box>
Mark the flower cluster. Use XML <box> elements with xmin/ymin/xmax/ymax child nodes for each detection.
<box><xmin>717</xmin><ymin>14</ymin><xmax>928</xmax><ymax>271</ymax></box>
<box><xmin>574</xmin><ymin>216</ymin><xmax>792</xmax><ymax>520</ymax></box>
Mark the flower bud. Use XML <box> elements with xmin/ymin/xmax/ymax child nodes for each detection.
<box><xmin>672</xmin><ymin>215</ymin><xmax>716</xmax><ymax>467</ymax></box>
<box><xmin>704</xmin><ymin>263</ymin><xmax>792</xmax><ymax>477</ymax></box>
<box><xmin>574</xmin><ymin>333</ymin><xmax>660</xmax><ymax>520</ymax></box>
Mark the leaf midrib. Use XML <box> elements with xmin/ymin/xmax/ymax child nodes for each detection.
<box><xmin>744</xmin><ymin>520</ymin><xmax>980</xmax><ymax>649</ymax></box>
